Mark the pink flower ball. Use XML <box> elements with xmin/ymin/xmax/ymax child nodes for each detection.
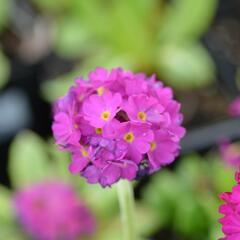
<box><xmin>52</xmin><ymin>67</ymin><xmax>185</xmax><ymax>187</ymax></box>
<box><xmin>219</xmin><ymin>174</ymin><xmax>240</xmax><ymax>240</ymax></box>
<box><xmin>14</xmin><ymin>182</ymin><xmax>95</xmax><ymax>240</ymax></box>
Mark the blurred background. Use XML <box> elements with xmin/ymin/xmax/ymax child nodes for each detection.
<box><xmin>1</xmin><ymin>0</ymin><xmax>240</xmax><ymax>239</ymax></box>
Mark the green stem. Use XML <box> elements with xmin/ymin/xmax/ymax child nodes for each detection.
<box><xmin>117</xmin><ymin>180</ymin><xmax>137</xmax><ymax>240</ymax></box>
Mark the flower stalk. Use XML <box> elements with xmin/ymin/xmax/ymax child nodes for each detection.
<box><xmin>117</xmin><ymin>180</ymin><xmax>136</xmax><ymax>240</ymax></box>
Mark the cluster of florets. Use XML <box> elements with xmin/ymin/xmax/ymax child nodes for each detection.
<box><xmin>219</xmin><ymin>172</ymin><xmax>240</xmax><ymax>240</ymax></box>
<box><xmin>52</xmin><ymin>67</ymin><xmax>185</xmax><ymax>187</ymax></box>
<box><xmin>14</xmin><ymin>182</ymin><xmax>95</xmax><ymax>240</ymax></box>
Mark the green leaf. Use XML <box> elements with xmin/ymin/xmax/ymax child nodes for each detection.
<box><xmin>173</xmin><ymin>192</ymin><xmax>209</xmax><ymax>239</ymax></box>
<box><xmin>53</xmin><ymin>17</ymin><xmax>95</xmax><ymax>58</ymax></box>
<box><xmin>176</xmin><ymin>154</ymin><xmax>210</xmax><ymax>191</ymax></box>
<box><xmin>0</xmin><ymin>185</ymin><xmax>14</xmax><ymax>226</ymax></box>
<box><xmin>0</xmin><ymin>227</ymin><xmax>26</xmax><ymax>240</ymax></box>
<box><xmin>0</xmin><ymin>0</ymin><xmax>9</xmax><ymax>31</ymax></box>
<box><xmin>47</xmin><ymin>138</ymin><xmax>73</xmax><ymax>183</ymax></box>
<box><xmin>96</xmin><ymin>217</ymin><xmax>122</xmax><ymax>240</ymax></box>
<box><xmin>135</xmin><ymin>204</ymin><xmax>159</xmax><ymax>237</ymax></box>
<box><xmin>96</xmin><ymin>203</ymin><xmax>157</xmax><ymax>240</ymax></box>
<box><xmin>29</xmin><ymin>0</ymin><xmax>70</xmax><ymax>13</ymax></box>
<box><xmin>158</xmin><ymin>43</ymin><xmax>215</xmax><ymax>89</ymax></box>
<box><xmin>159</xmin><ymin>0</ymin><xmax>218</xmax><ymax>42</ymax></box>
<box><xmin>209</xmin><ymin>224</ymin><xmax>223</xmax><ymax>240</ymax></box>
<box><xmin>209</xmin><ymin>156</ymin><xmax>235</xmax><ymax>193</ymax></box>
<box><xmin>9</xmin><ymin>130</ymin><xmax>51</xmax><ymax>188</ymax></box>
<box><xmin>80</xmin><ymin>182</ymin><xmax>118</xmax><ymax>221</ymax></box>
<box><xmin>142</xmin><ymin>170</ymin><xmax>183</xmax><ymax>227</ymax></box>
<box><xmin>40</xmin><ymin>69</ymin><xmax>79</xmax><ymax>103</ymax></box>
<box><xmin>0</xmin><ymin>50</ymin><xmax>10</xmax><ymax>89</ymax></box>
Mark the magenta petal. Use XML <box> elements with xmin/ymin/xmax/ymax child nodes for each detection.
<box><xmin>121</xmin><ymin>160</ymin><xmax>138</xmax><ymax>180</ymax></box>
<box><xmin>69</xmin><ymin>155</ymin><xmax>89</xmax><ymax>174</ymax></box>
<box><xmin>100</xmin><ymin>164</ymin><xmax>121</xmax><ymax>187</ymax></box>
<box><xmin>81</xmin><ymin>166</ymin><xmax>100</xmax><ymax>184</ymax></box>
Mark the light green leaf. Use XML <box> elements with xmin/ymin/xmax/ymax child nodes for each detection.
<box><xmin>159</xmin><ymin>0</ymin><xmax>218</xmax><ymax>42</ymax></box>
<box><xmin>40</xmin><ymin>69</ymin><xmax>79</xmax><ymax>103</ymax></box>
<box><xmin>29</xmin><ymin>0</ymin><xmax>70</xmax><ymax>13</ymax></box>
<box><xmin>53</xmin><ymin>17</ymin><xmax>95</xmax><ymax>58</ymax></box>
<box><xmin>173</xmin><ymin>192</ymin><xmax>209</xmax><ymax>239</ymax></box>
<box><xmin>0</xmin><ymin>227</ymin><xmax>26</xmax><ymax>240</ymax></box>
<box><xmin>0</xmin><ymin>0</ymin><xmax>9</xmax><ymax>31</ymax></box>
<box><xmin>9</xmin><ymin>130</ymin><xmax>51</xmax><ymax>188</ymax></box>
<box><xmin>47</xmin><ymin>138</ymin><xmax>72</xmax><ymax>183</ymax></box>
<box><xmin>135</xmin><ymin>204</ymin><xmax>159</xmax><ymax>237</ymax></box>
<box><xmin>0</xmin><ymin>50</ymin><xmax>10</xmax><ymax>89</ymax></box>
<box><xmin>209</xmin><ymin>156</ymin><xmax>235</xmax><ymax>193</ymax></box>
<box><xmin>142</xmin><ymin>170</ymin><xmax>183</xmax><ymax>227</ymax></box>
<box><xmin>176</xmin><ymin>154</ymin><xmax>210</xmax><ymax>191</ymax></box>
<box><xmin>158</xmin><ymin>43</ymin><xmax>215</xmax><ymax>89</ymax></box>
<box><xmin>80</xmin><ymin>182</ymin><xmax>118</xmax><ymax>221</ymax></box>
<box><xmin>0</xmin><ymin>185</ymin><xmax>14</xmax><ymax>226</ymax></box>
<box><xmin>96</xmin><ymin>203</ymin><xmax>157</xmax><ymax>240</ymax></box>
<box><xmin>209</xmin><ymin>224</ymin><xmax>223</xmax><ymax>240</ymax></box>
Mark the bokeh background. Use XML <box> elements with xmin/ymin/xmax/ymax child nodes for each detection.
<box><xmin>1</xmin><ymin>0</ymin><xmax>240</xmax><ymax>239</ymax></box>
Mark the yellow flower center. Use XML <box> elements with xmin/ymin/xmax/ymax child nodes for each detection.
<box><xmin>81</xmin><ymin>148</ymin><xmax>89</xmax><ymax>157</ymax></box>
<box><xmin>124</xmin><ymin>132</ymin><xmax>135</xmax><ymax>143</ymax></box>
<box><xmin>101</xmin><ymin>111</ymin><xmax>110</xmax><ymax>121</ymax></box>
<box><xmin>95</xmin><ymin>128</ymin><xmax>102</xmax><ymax>134</ymax></box>
<box><xmin>97</xmin><ymin>86</ymin><xmax>105</xmax><ymax>96</ymax></box>
<box><xmin>150</xmin><ymin>142</ymin><xmax>157</xmax><ymax>151</ymax></box>
<box><xmin>137</xmin><ymin>111</ymin><xmax>147</xmax><ymax>121</ymax></box>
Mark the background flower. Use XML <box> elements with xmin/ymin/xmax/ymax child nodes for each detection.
<box><xmin>14</xmin><ymin>182</ymin><xmax>95</xmax><ymax>240</ymax></box>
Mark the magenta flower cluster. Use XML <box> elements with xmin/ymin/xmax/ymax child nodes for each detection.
<box><xmin>52</xmin><ymin>67</ymin><xmax>185</xmax><ymax>187</ymax></box>
<box><xmin>14</xmin><ymin>182</ymin><xmax>95</xmax><ymax>240</ymax></box>
<box><xmin>219</xmin><ymin>173</ymin><xmax>240</xmax><ymax>240</ymax></box>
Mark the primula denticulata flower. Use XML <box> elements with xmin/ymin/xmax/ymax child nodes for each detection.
<box><xmin>52</xmin><ymin>67</ymin><xmax>185</xmax><ymax>187</ymax></box>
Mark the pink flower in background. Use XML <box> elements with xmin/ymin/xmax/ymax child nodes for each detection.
<box><xmin>52</xmin><ymin>67</ymin><xmax>185</xmax><ymax>187</ymax></box>
<box><xmin>219</xmin><ymin>139</ymin><xmax>240</xmax><ymax>167</ymax></box>
<box><xmin>228</xmin><ymin>97</ymin><xmax>240</xmax><ymax>117</ymax></box>
<box><xmin>219</xmin><ymin>173</ymin><xmax>240</xmax><ymax>240</ymax></box>
<box><xmin>14</xmin><ymin>182</ymin><xmax>95</xmax><ymax>240</ymax></box>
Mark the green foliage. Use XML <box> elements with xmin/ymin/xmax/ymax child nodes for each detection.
<box><xmin>80</xmin><ymin>183</ymin><xmax>118</xmax><ymax>221</ymax></box>
<box><xmin>209</xmin><ymin>155</ymin><xmax>235</xmax><ymax>193</ymax></box>
<box><xmin>142</xmin><ymin>154</ymin><xmax>232</xmax><ymax>240</ymax></box>
<box><xmin>158</xmin><ymin>43</ymin><xmax>215</xmax><ymax>89</ymax></box>
<box><xmin>0</xmin><ymin>0</ymin><xmax>10</xmax><ymax>31</ymax></box>
<box><xmin>30</xmin><ymin>0</ymin><xmax>70</xmax><ymax>13</ymax></box>
<box><xmin>158</xmin><ymin>0</ymin><xmax>218</xmax><ymax>43</ymax></box>
<box><xmin>0</xmin><ymin>185</ymin><xmax>14</xmax><ymax>226</ymax></box>
<box><xmin>0</xmin><ymin>50</ymin><xmax>10</xmax><ymax>90</ymax></box>
<box><xmin>39</xmin><ymin>0</ymin><xmax>218</xmax><ymax>96</ymax></box>
<box><xmin>9</xmin><ymin>130</ymin><xmax>51</xmax><ymax>188</ymax></box>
